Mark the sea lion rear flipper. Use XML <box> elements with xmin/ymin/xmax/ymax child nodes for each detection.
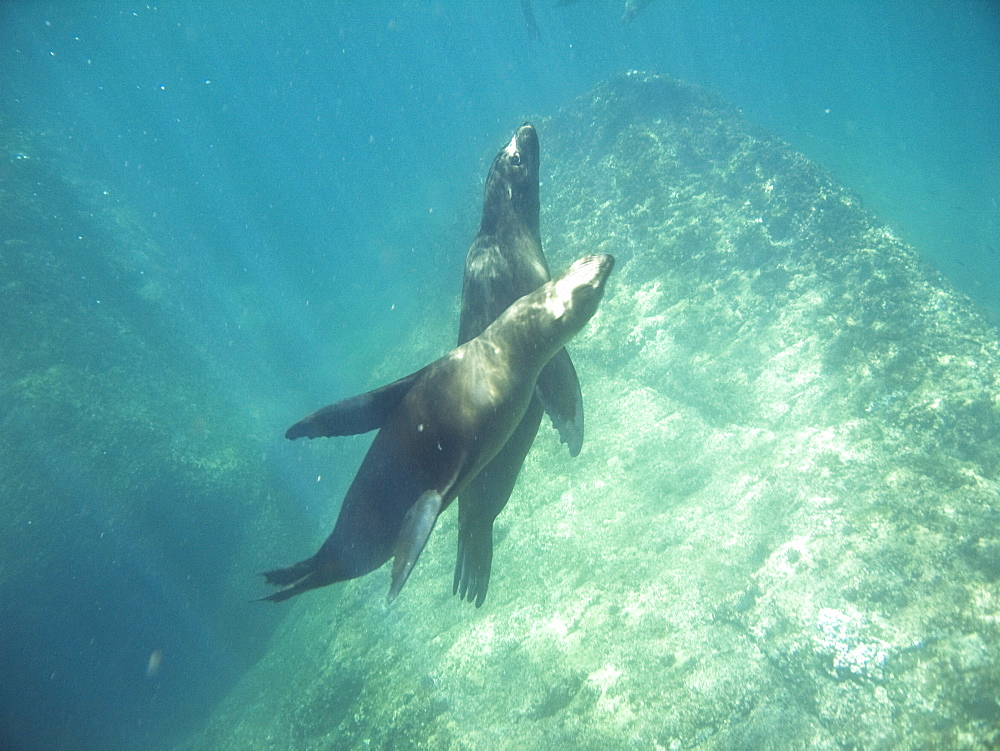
<box><xmin>286</xmin><ymin>367</ymin><xmax>427</xmax><ymax>440</ymax></box>
<box><xmin>388</xmin><ymin>490</ymin><xmax>444</xmax><ymax>602</ymax></box>
<box><xmin>257</xmin><ymin>554</ymin><xmax>324</xmax><ymax>603</ymax></box>
<box><xmin>262</xmin><ymin>558</ymin><xmax>314</xmax><ymax>587</ymax></box>
<box><xmin>453</xmin><ymin>397</ymin><xmax>544</xmax><ymax>607</ymax></box>
<box><xmin>535</xmin><ymin>347</ymin><xmax>584</xmax><ymax>456</ymax></box>
<box><xmin>453</xmin><ymin>511</ymin><xmax>494</xmax><ymax>607</ymax></box>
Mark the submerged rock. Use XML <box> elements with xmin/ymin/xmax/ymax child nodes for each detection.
<box><xmin>0</xmin><ymin>122</ymin><xmax>315</xmax><ymax>749</ymax></box>
<box><xmin>186</xmin><ymin>72</ymin><xmax>1000</xmax><ymax>749</ymax></box>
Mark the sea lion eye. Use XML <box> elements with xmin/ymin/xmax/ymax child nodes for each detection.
<box><xmin>510</xmin><ymin>152</ymin><xmax>521</xmax><ymax>166</ymax></box>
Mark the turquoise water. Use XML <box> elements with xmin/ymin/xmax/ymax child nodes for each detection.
<box><xmin>1</xmin><ymin>3</ymin><xmax>997</xmax><ymax>750</ymax></box>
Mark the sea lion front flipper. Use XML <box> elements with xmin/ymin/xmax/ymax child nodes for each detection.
<box><xmin>388</xmin><ymin>490</ymin><xmax>444</xmax><ymax>602</ymax></box>
<box><xmin>286</xmin><ymin>367</ymin><xmax>427</xmax><ymax>440</ymax></box>
<box><xmin>535</xmin><ymin>346</ymin><xmax>584</xmax><ymax>456</ymax></box>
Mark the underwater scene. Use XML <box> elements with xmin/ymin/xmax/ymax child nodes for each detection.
<box><xmin>1</xmin><ymin>2</ymin><xmax>998</xmax><ymax>750</ymax></box>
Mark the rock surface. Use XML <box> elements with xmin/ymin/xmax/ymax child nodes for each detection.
<box><xmin>186</xmin><ymin>72</ymin><xmax>1000</xmax><ymax>750</ymax></box>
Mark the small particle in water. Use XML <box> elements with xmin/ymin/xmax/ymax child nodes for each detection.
<box><xmin>145</xmin><ymin>649</ymin><xmax>163</xmax><ymax>678</ymax></box>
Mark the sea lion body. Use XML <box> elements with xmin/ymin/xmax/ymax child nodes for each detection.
<box><xmin>262</xmin><ymin>254</ymin><xmax>614</xmax><ymax>603</ymax></box>
<box><xmin>453</xmin><ymin>122</ymin><xmax>585</xmax><ymax>607</ymax></box>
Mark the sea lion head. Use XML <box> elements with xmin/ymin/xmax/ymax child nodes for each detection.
<box><xmin>479</xmin><ymin>122</ymin><xmax>540</xmax><ymax>235</ymax></box>
<box><xmin>544</xmin><ymin>254</ymin><xmax>615</xmax><ymax>334</ymax></box>
<box><xmin>483</xmin><ymin>253</ymin><xmax>614</xmax><ymax>375</ymax></box>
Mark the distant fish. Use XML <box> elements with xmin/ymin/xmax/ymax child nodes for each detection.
<box><xmin>521</xmin><ymin>0</ymin><xmax>541</xmax><ymax>39</ymax></box>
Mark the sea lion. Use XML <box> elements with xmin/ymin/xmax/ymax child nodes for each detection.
<box><xmin>521</xmin><ymin>0</ymin><xmax>540</xmax><ymax>39</ymax></box>
<box><xmin>262</xmin><ymin>254</ymin><xmax>614</xmax><ymax>603</ymax></box>
<box><xmin>621</xmin><ymin>0</ymin><xmax>655</xmax><ymax>24</ymax></box>
<box><xmin>554</xmin><ymin>0</ymin><xmax>656</xmax><ymax>25</ymax></box>
<box><xmin>453</xmin><ymin>122</ymin><xmax>585</xmax><ymax>607</ymax></box>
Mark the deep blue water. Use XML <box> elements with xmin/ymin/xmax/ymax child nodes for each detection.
<box><xmin>1</xmin><ymin>2</ymin><xmax>997</xmax><ymax>749</ymax></box>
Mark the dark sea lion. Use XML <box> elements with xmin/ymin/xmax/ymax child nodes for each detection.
<box><xmin>453</xmin><ymin>122</ymin><xmax>585</xmax><ymax>607</ymax></box>
<box><xmin>459</xmin><ymin>123</ymin><xmax>584</xmax><ymax>448</ymax></box>
<box><xmin>262</xmin><ymin>254</ymin><xmax>615</xmax><ymax>603</ymax></box>
<box><xmin>521</xmin><ymin>0</ymin><xmax>540</xmax><ymax>39</ymax></box>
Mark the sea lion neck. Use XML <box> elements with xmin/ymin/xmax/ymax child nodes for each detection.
<box><xmin>481</xmin><ymin>254</ymin><xmax>615</xmax><ymax>377</ymax></box>
<box><xmin>478</xmin><ymin>173</ymin><xmax>539</xmax><ymax>240</ymax></box>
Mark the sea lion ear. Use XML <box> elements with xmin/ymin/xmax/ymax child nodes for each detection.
<box><xmin>388</xmin><ymin>490</ymin><xmax>444</xmax><ymax>602</ymax></box>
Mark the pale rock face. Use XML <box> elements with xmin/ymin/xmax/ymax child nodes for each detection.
<box><xmin>190</xmin><ymin>73</ymin><xmax>1000</xmax><ymax>751</ymax></box>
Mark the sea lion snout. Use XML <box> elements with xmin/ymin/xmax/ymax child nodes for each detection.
<box><xmin>513</xmin><ymin>122</ymin><xmax>538</xmax><ymax>159</ymax></box>
<box><xmin>549</xmin><ymin>254</ymin><xmax>615</xmax><ymax>326</ymax></box>
<box><xmin>568</xmin><ymin>253</ymin><xmax>615</xmax><ymax>286</ymax></box>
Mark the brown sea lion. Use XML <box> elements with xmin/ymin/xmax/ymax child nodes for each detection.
<box><xmin>261</xmin><ymin>254</ymin><xmax>614</xmax><ymax>603</ymax></box>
